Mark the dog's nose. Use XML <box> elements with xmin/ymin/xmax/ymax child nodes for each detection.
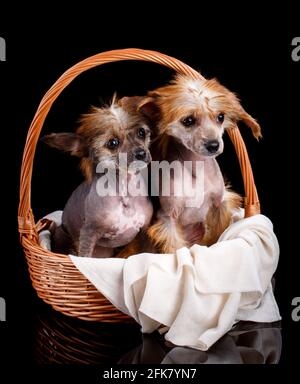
<box><xmin>204</xmin><ymin>140</ymin><xmax>220</xmax><ymax>154</ymax></box>
<box><xmin>134</xmin><ymin>148</ymin><xmax>147</xmax><ymax>160</ymax></box>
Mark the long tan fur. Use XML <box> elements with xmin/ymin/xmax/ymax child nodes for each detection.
<box><xmin>201</xmin><ymin>189</ymin><xmax>242</xmax><ymax>246</ymax></box>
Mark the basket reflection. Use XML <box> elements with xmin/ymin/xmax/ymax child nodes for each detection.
<box><xmin>34</xmin><ymin>305</ymin><xmax>282</xmax><ymax>364</ymax></box>
<box><xmin>34</xmin><ymin>306</ymin><xmax>141</xmax><ymax>364</ymax></box>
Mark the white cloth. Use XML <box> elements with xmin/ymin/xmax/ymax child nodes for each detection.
<box><xmin>39</xmin><ymin>209</ymin><xmax>281</xmax><ymax>351</ymax></box>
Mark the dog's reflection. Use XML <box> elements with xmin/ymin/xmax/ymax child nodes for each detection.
<box><xmin>34</xmin><ymin>305</ymin><xmax>281</xmax><ymax>364</ymax></box>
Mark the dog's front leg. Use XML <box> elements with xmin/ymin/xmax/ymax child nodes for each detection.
<box><xmin>78</xmin><ymin>224</ymin><xmax>99</xmax><ymax>257</ymax></box>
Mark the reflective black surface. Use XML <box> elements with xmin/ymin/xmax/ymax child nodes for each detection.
<box><xmin>33</xmin><ymin>304</ymin><xmax>281</xmax><ymax>365</ymax></box>
<box><xmin>2</xmin><ymin>29</ymin><xmax>299</xmax><ymax>373</ymax></box>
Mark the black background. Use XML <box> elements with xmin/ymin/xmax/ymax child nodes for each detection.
<box><xmin>1</xmin><ymin>9</ymin><xmax>300</xmax><ymax>380</ymax></box>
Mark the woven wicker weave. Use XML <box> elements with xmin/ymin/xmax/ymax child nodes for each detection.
<box><xmin>18</xmin><ymin>48</ymin><xmax>260</xmax><ymax>322</ymax></box>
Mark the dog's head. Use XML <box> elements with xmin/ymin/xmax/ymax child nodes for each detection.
<box><xmin>139</xmin><ymin>74</ymin><xmax>261</xmax><ymax>158</ymax></box>
<box><xmin>41</xmin><ymin>96</ymin><xmax>152</xmax><ymax>180</ymax></box>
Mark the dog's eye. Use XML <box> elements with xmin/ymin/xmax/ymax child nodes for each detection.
<box><xmin>137</xmin><ymin>127</ymin><xmax>146</xmax><ymax>138</ymax></box>
<box><xmin>181</xmin><ymin>115</ymin><xmax>196</xmax><ymax>127</ymax></box>
<box><xmin>106</xmin><ymin>138</ymin><xmax>120</xmax><ymax>149</ymax></box>
<box><xmin>217</xmin><ymin>113</ymin><xmax>225</xmax><ymax>123</ymax></box>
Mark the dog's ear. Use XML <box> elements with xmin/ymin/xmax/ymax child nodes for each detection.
<box><xmin>237</xmin><ymin>107</ymin><xmax>262</xmax><ymax>141</ymax></box>
<box><xmin>41</xmin><ymin>133</ymin><xmax>88</xmax><ymax>157</ymax></box>
<box><xmin>118</xmin><ymin>95</ymin><xmax>160</xmax><ymax>118</ymax></box>
<box><xmin>118</xmin><ymin>96</ymin><xmax>144</xmax><ymax>114</ymax></box>
<box><xmin>137</xmin><ymin>96</ymin><xmax>161</xmax><ymax>121</ymax></box>
<box><xmin>119</xmin><ymin>95</ymin><xmax>161</xmax><ymax>121</ymax></box>
<box><xmin>227</xmin><ymin>91</ymin><xmax>262</xmax><ymax>140</ymax></box>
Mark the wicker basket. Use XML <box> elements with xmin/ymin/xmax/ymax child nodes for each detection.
<box><xmin>18</xmin><ymin>48</ymin><xmax>260</xmax><ymax>322</ymax></box>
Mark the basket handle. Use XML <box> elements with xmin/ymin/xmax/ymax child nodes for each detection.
<box><xmin>18</xmin><ymin>48</ymin><xmax>260</xmax><ymax>239</ymax></box>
